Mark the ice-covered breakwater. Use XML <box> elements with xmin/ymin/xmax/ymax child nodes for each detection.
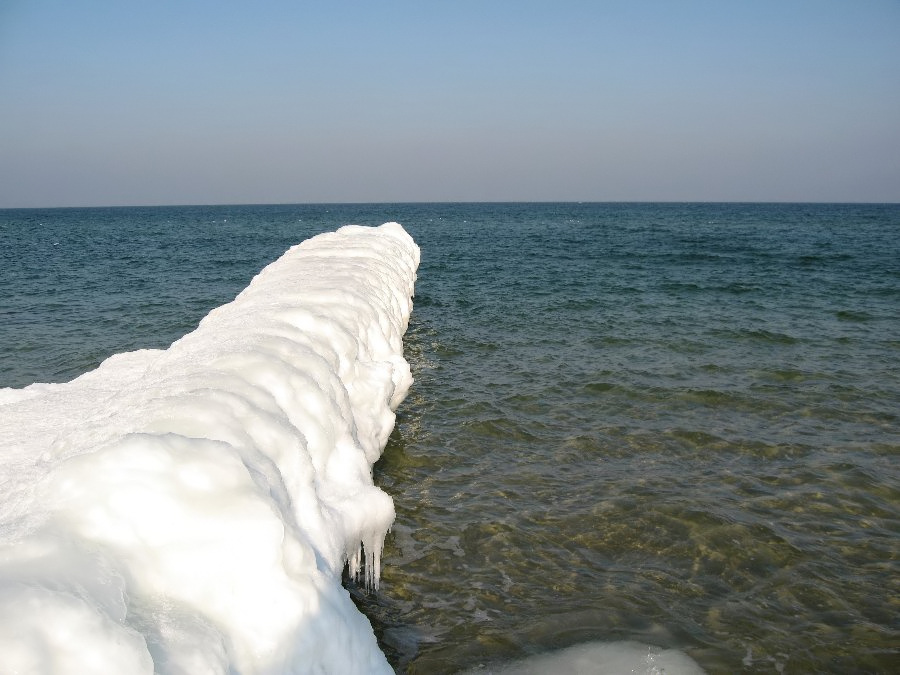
<box><xmin>0</xmin><ymin>223</ymin><xmax>418</xmax><ymax>674</ymax></box>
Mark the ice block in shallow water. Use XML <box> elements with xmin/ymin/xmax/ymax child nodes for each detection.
<box><xmin>466</xmin><ymin>641</ymin><xmax>706</xmax><ymax>675</ymax></box>
<box><xmin>0</xmin><ymin>222</ymin><xmax>419</xmax><ymax>674</ymax></box>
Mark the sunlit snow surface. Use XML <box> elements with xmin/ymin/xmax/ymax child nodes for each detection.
<box><xmin>0</xmin><ymin>223</ymin><xmax>418</xmax><ymax>674</ymax></box>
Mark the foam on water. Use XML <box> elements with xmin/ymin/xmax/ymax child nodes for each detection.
<box><xmin>0</xmin><ymin>223</ymin><xmax>419</xmax><ymax>674</ymax></box>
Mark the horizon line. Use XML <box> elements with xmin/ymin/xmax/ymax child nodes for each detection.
<box><xmin>2</xmin><ymin>199</ymin><xmax>899</xmax><ymax>211</ymax></box>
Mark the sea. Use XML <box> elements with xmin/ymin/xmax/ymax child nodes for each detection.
<box><xmin>1</xmin><ymin>202</ymin><xmax>898</xmax><ymax>674</ymax></box>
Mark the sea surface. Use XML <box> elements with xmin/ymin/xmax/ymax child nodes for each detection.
<box><xmin>1</xmin><ymin>203</ymin><xmax>898</xmax><ymax>673</ymax></box>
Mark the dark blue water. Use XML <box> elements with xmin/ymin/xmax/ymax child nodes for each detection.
<box><xmin>2</xmin><ymin>203</ymin><xmax>899</xmax><ymax>673</ymax></box>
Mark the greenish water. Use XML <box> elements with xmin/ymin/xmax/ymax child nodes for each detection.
<box><xmin>358</xmin><ymin>203</ymin><xmax>899</xmax><ymax>673</ymax></box>
<box><xmin>2</xmin><ymin>203</ymin><xmax>898</xmax><ymax>673</ymax></box>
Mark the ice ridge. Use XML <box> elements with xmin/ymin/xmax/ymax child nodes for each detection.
<box><xmin>0</xmin><ymin>222</ymin><xmax>419</xmax><ymax>674</ymax></box>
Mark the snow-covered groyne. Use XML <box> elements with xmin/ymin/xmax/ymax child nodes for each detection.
<box><xmin>0</xmin><ymin>222</ymin><xmax>418</xmax><ymax>674</ymax></box>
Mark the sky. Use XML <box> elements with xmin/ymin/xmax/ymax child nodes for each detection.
<box><xmin>1</xmin><ymin>0</ymin><xmax>898</xmax><ymax>207</ymax></box>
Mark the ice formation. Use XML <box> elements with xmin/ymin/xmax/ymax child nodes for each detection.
<box><xmin>0</xmin><ymin>223</ymin><xmax>419</xmax><ymax>674</ymax></box>
<box><xmin>472</xmin><ymin>640</ymin><xmax>706</xmax><ymax>675</ymax></box>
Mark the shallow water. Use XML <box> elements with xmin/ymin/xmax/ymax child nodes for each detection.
<box><xmin>356</xmin><ymin>203</ymin><xmax>900</xmax><ymax>673</ymax></box>
<box><xmin>2</xmin><ymin>203</ymin><xmax>899</xmax><ymax>673</ymax></box>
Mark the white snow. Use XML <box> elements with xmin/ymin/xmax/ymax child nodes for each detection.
<box><xmin>0</xmin><ymin>222</ymin><xmax>419</xmax><ymax>674</ymax></box>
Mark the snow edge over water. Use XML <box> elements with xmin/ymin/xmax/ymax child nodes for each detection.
<box><xmin>0</xmin><ymin>222</ymin><xmax>419</xmax><ymax>674</ymax></box>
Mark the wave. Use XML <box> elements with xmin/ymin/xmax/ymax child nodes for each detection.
<box><xmin>0</xmin><ymin>223</ymin><xmax>419</xmax><ymax>674</ymax></box>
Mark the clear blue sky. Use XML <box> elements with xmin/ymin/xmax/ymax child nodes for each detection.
<box><xmin>1</xmin><ymin>0</ymin><xmax>898</xmax><ymax>207</ymax></box>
